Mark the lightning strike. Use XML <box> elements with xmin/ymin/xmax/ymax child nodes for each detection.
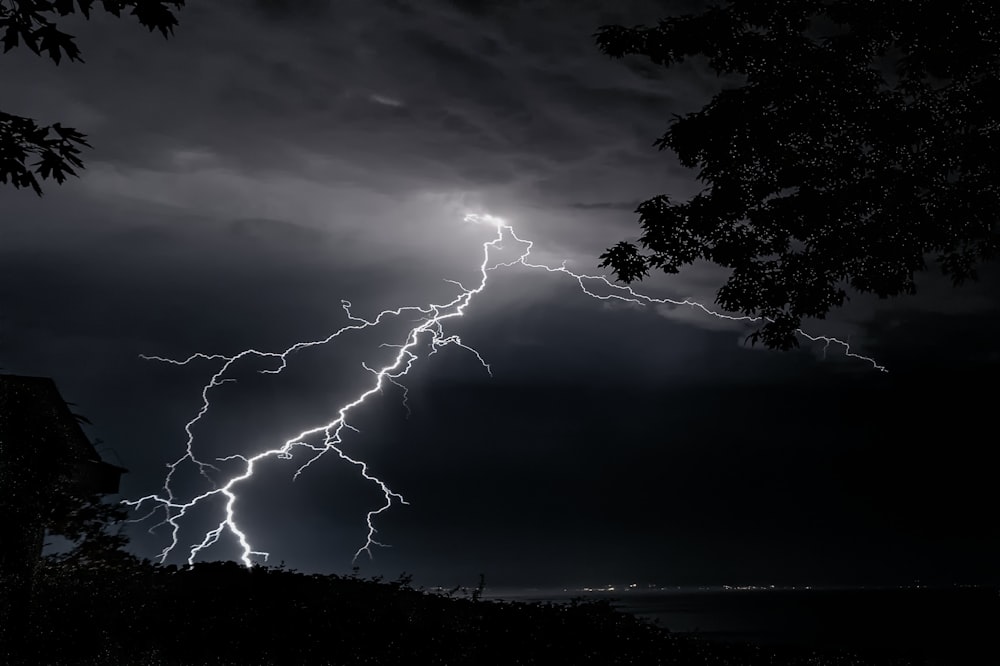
<box><xmin>127</xmin><ymin>212</ymin><xmax>885</xmax><ymax>568</ymax></box>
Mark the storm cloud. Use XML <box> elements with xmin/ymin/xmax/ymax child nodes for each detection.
<box><xmin>1</xmin><ymin>0</ymin><xmax>996</xmax><ymax>588</ymax></box>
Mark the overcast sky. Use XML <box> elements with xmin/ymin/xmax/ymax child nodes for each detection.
<box><xmin>2</xmin><ymin>0</ymin><xmax>998</xmax><ymax>589</ymax></box>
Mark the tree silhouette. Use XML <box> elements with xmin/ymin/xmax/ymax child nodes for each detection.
<box><xmin>595</xmin><ymin>1</ymin><xmax>1000</xmax><ymax>349</ymax></box>
<box><xmin>41</xmin><ymin>484</ymin><xmax>136</xmax><ymax>573</ymax></box>
<box><xmin>0</xmin><ymin>0</ymin><xmax>184</xmax><ymax>195</ymax></box>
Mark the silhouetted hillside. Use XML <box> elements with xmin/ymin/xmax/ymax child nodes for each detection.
<box><xmin>12</xmin><ymin>559</ymin><xmax>944</xmax><ymax>665</ymax></box>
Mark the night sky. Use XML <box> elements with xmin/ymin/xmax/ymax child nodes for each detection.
<box><xmin>2</xmin><ymin>1</ymin><xmax>998</xmax><ymax>590</ymax></box>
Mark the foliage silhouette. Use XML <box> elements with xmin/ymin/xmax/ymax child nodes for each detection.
<box><xmin>23</xmin><ymin>558</ymin><xmax>932</xmax><ymax>666</ymax></box>
<box><xmin>0</xmin><ymin>0</ymin><xmax>184</xmax><ymax>195</ymax></box>
<box><xmin>41</xmin><ymin>484</ymin><xmax>137</xmax><ymax>573</ymax></box>
<box><xmin>595</xmin><ymin>1</ymin><xmax>1000</xmax><ymax>349</ymax></box>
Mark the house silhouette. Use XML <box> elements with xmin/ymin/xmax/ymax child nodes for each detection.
<box><xmin>0</xmin><ymin>374</ymin><xmax>127</xmax><ymax>655</ymax></box>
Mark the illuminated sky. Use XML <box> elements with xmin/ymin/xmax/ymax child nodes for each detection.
<box><xmin>1</xmin><ymin>0</ymin><xmax>998</xmax><ymax>588</ymax></box>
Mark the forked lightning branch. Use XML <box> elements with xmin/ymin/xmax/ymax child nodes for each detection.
<box><xmin>126</xmin><ymin>213</ymin><xmax>885</xmax><ymax>567</ymax></box>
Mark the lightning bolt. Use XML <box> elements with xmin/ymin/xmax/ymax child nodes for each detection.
<box><xmin>125</xmin><ymin>212</ymin><xmax>885</xmax><ymax>568</ymax></box>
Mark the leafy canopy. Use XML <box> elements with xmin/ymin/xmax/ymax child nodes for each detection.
<box><xmin>595</xmin><ymin>0</ymin><xmax>1000</xmax><ymax>349</ymax></box>
<box><xmin>42</xmin><ymin>485</ymin><xmax>136</xmax><ymax>574</ymax></box>
<box><xmin>0</xmin><ymin>1</ymin><xmax>185</xmax><ymax>195</ymax></box>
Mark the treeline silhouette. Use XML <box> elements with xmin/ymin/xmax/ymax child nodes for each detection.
<box><xmin>20</xmin><ymin>558</ymin><xmax>931</xmax><ymax>665</ymax></box>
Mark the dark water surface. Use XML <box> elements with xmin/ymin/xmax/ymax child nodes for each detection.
<box><xmin>487</xmin><ymin>586</ymin><xmax>999</xmax><ymax>665</ymax></box>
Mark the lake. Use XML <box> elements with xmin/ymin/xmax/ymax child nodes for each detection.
<box><xmin>485</xmin><ymin>586</ymin><xmax>999</xmax><ymax>665</ymax></box>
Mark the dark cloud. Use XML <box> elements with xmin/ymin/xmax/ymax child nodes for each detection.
<box><xmin>226</xmin><ymin>217</ymin><xmax>330</xmax><ymax>245</ymax></box>
<box><xmin>568</xmin><ymin>201</ymin><xmax>641</xmax><ymax>211</ymax></box>
<box><xmin>252</xmin><ymin>0</ymin><xmax>332</xmax><ymax>20</ymax></box>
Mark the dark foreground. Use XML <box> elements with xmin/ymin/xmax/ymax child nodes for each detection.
<box><xmin>7</xmin><ymin>561</ymin><xmax>976</xmax><ymax>665</ymax></box>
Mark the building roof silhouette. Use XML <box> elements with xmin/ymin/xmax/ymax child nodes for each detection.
<box><xmin>0</xmin><ymin>373</ymin><xmax>126</xmax><ymax>493</ymax></box>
